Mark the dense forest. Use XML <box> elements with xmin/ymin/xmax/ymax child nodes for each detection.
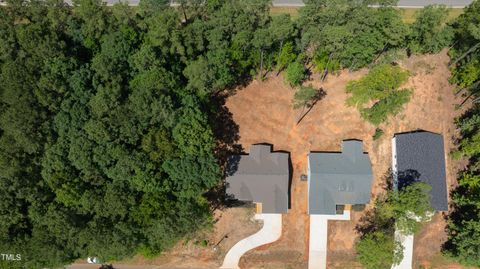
<box><xmin>0</xmin><ymin>0</ymin><xmax>479</xmax><ymax>268</ymax></box>
<box><xmin>444</xmin><ymin>0</ymin><xmax>480</xmax><ymax>266</ymax></box>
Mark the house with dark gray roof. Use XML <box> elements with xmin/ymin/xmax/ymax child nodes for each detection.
<box><xmin>225</xmin><ymin>144</ymin><xmax>290</xmax><ymax>214</ymax></box>
<box><xmin>308</xmin><ymin>140</ymin><xmax>373</xmax><ymax>215</ymax></box>
<box><xmin>392</xmin><ymin>131</ymin><xmax>448</xmax><ymax>211</ymax></box>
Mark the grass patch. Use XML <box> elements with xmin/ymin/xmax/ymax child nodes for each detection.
<box><xmin>399</xmin><ymin>7</ymin><xmax>464</xmax><ymax>24</ymax></box>
<box><xmin>270</xmin><ymin>6</ymin><xmax>299</xmax><ymax>19</ymax></box>
<box><xmin>269</xmin><ymin>7</ymin><xmax>463</xmax><ymax>24</ymax></box>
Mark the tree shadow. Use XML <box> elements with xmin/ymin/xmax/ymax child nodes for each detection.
<box><xmin>355</xmin><ymin>169</ymin><xmax>395</xmax><ymax>237</ymax></box>
<box><xmin>296</xmin><ymin>87</ymin><xmax>327</xmax><ymax>125</ymax></box>
<box><xmin>379</xmin><ymin>168</ymin><xmax>394</xmax><ymax>192</ymax></box>
<box><xmin>205</xmin><ymin>93</ymin><xmax>243</xmax><ymax>211</ymax></box>
<box><xmin>397</xmin><ymin>169</ymin><xmax>421</xmax><ymax>190</ymax></box>
<box><xmin>355</xmin><ymin>198</ymin><xmax>396</xmax><ymax>238</ymax></box>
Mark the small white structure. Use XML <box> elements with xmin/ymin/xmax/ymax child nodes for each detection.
<box><xmin>220</xmin><ymin>214</ymin><xmax>282</xmax><ymax>269</ymax></box>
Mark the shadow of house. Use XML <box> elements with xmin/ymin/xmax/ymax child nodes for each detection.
<box><xmin>225</xmin><ymin>144</ymin><xmax>291</xmax><ymax>214</ymax></box>
<box><xmin>392</xmin><ymin>130</ymin><xmax>448</xmax><ymax>211</ymax></box>
<box><xmin>308</xmin><ymin>140</ymin><xmax>373</xmax><ymax>215</ymax></box>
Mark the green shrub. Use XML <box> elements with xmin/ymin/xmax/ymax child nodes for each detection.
<box><xmin>292</xmin><ymin>85</ymin><xmax>319</xmax><ymax>109</ymax></box>
<box><xmin>277</xmin><ymin>42</ymin><xmax>297</xmax><ymax>72</ymax></box>
<box><xmin>373</xmin><ymin>128</ymin><xmax>384</xmax><ymax>140</ymax></box>
<box><xmin>285</xmin><ymin>61</ymin><xmax>307</xmax><ymax>87</ymax></box>
<box><xmin>361</xmin><ymin>89</ymin><xmax>412</xmax><ymax>125</ymax></box>
<box><xmin>450</xmin><ymin>58</ymin><xmax>480</xmax><ymax>88</ymax></box>
<box><xmin>356</xmin><ymin>231</ymin><xmax>404</xmax><ymax>269</ymax></box>
<box><xmin>312</xmin><ymin>49</ymin><xmax>340</xmax><ymax>74</ymax></box>
<box><xmin>346</xmin><ymin>64</ymin><xmax>412</xmax><ymax>126</ymax></box>
<box><xmin>346</xmin><ymin>64</ymin><xmax>410</xmax><ymax>108</ymax></box>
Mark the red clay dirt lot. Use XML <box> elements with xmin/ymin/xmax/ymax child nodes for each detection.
<box><xmin>224</xmin><ymin>50</ymin><xmax>469</xmax><ymax>269</ymax></box>
<box><xmin>126</xmin><ymin>50</ymin><xmax>471</xmax><ymax>269</ymax></box>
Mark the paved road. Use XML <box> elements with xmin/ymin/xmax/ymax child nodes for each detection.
<box><xmin>220</xmin><ymin>214</ymin><xmax>282</xmax><ymax>269</ymax></box>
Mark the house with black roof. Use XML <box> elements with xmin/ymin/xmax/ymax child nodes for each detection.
<box><xmin>307</xmin><ymin>140</ymin><xmax>373</xmax><ymax>215</ymax></box>
<box><xmin>225</xmin><ymin>144</ymin><xmax>290</xmax><ymax>214</ymax></box>
<box><xmin>392</xmin><ymin>130</ymin><xmax>448</xmax><ymax>211</ymax></box>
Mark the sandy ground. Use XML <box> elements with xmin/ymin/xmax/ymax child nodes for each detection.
<box><xmin>88</xmin><ymin>50</ymin><xmax>470</xmax><ymax>269</ymax></box>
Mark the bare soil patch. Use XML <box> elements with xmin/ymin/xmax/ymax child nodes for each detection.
<box><xmin>122</xmin><ymin>50</ymin><xmax>469</xmax><ymax>269</ymax></box>
<box><xmin>222</xmin><ymin>50</ymin><xmax>468</xmax><ymax>268</ymax></box>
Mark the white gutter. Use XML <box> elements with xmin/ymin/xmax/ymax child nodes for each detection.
<box><xmin>392</xmin><ymin>136</ymin><xmax>398</xmax><ymax>191</ymax></box>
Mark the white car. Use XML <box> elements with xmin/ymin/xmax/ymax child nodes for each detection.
<box><xmin>87</xmin><ymin>257</ymin><xmax>100</xmax><ymax>264</ymax></box>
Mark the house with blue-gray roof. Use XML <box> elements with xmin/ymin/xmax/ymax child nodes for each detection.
<box><xmin>307</xmin><ymin>140</ymin><xmax>373</xmax><ymax>215</ymax></box>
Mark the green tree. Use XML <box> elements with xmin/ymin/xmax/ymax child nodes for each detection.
<box><xmin>356</xmin><ymin>231</ymin><xmax>404</xmax><ymax>269</ymax></box>
<box><xmin>285</xmin><ymin>61</ymin><xmax>307</xmax><ymax>87</ymax></box>
<box><xmin>293</xmin><ymin>85</ymin><xmax>320</xmax><ymax>109</ymax></box>
<box><xmin>380</xmin><ymin>182</ymin><xmax>433</xmax><ymax>235</ymax></box>
<box><xmin>408</xmin><ymin>5</ymin><xmax>454</xmax><ymax>54</ymax></box>
<box><xmin>449</xmin><ymin>0</ymin><xmax>480</xmax><ymax>89</ymax></box>
<box><xmin>276</xmin><ymin>41</ymin><xmax>297</xmax><ymax>75</ymax></box>
<box><xmin>298</xmin><ymin>0</ymin><xmax>407</xmax><ymax>70</ymax></box>
<box><xmin>346</xmin><ymin>64</ymin><xmax>411</xmax><ymax>125</ymax></box>
<box><xmin>445</xmin><ymin>171</ymin><xmax>480</xmax><ymax>266</ymax></box>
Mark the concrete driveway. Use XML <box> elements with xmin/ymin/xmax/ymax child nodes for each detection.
<box><xmin>391</xmin><ymin>231</ymin><xmax>414</xmax><ymax>269</ymax></box>
<box><xmin>308</xmin><ymin>211</ymin><xmax>350</xmax><ymax>269</ymax></box>
<box><xmin>220</xmin><ymin>214</ymin><xmax>282</xmax><ymax>269</ymax></box>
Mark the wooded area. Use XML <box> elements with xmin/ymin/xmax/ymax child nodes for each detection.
<box><xmin>444</xmin><ymin>1</ymin><xmax>480</xmax><ymax>266</ymax></box>
<box><xmin>0</xmin><ymin>0</ymin><xmax>479</xmax><ymax>267</ymax></box>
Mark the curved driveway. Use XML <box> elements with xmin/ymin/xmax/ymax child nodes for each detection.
<box><xmin>220</xmin><ymin>214</ymin><xmax>282</xmax><ymax>269</ymax></box>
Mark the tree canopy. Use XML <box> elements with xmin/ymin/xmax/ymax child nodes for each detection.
<box><xmin>1</xmin><ymin>0</ymin><xmax>480</xmax><ymax>267</ymax></box>
<box><xmin>346</xmin><ymin>64</ymin><xmax>412</xmax><ymax>125</ymax></box>
<box><xmin>0</xmin><ymin>0</ymin><xmax>273</xmax><ymax>267</ymax></box>
<box><xmin>445</xmin><ymin>2</ymin><xmax>480</xmax><ymax>265</ymax></box>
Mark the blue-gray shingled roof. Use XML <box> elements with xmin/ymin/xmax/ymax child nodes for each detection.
<box><xmin>308</xmin><ymin>140</ymin><xmax>373</xmax><ymax>215</ymax></box>
<box><xmin>393</xmin><ymin>131</ymin><xmax>448</xmax><ymax>211</ymax></box>
<box><xmin>225</xmin><ymin>144</ymin><xmax>289</xmax><ymax>214</ymax></box>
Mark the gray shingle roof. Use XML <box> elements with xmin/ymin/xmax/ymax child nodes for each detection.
<box><xmin>308</xmin><ymin>140</ymin><xmax>373</xmax><ymax>215</ymax></box>
<box><xmin>225</xmin><ymin>144</ymin><xmax>289</xmax><ymax>214</ymax></box>
<box><xmin>393</xmin><ymin>131</ymin><xmax>448</xmax><ymax>211</ymax></box>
